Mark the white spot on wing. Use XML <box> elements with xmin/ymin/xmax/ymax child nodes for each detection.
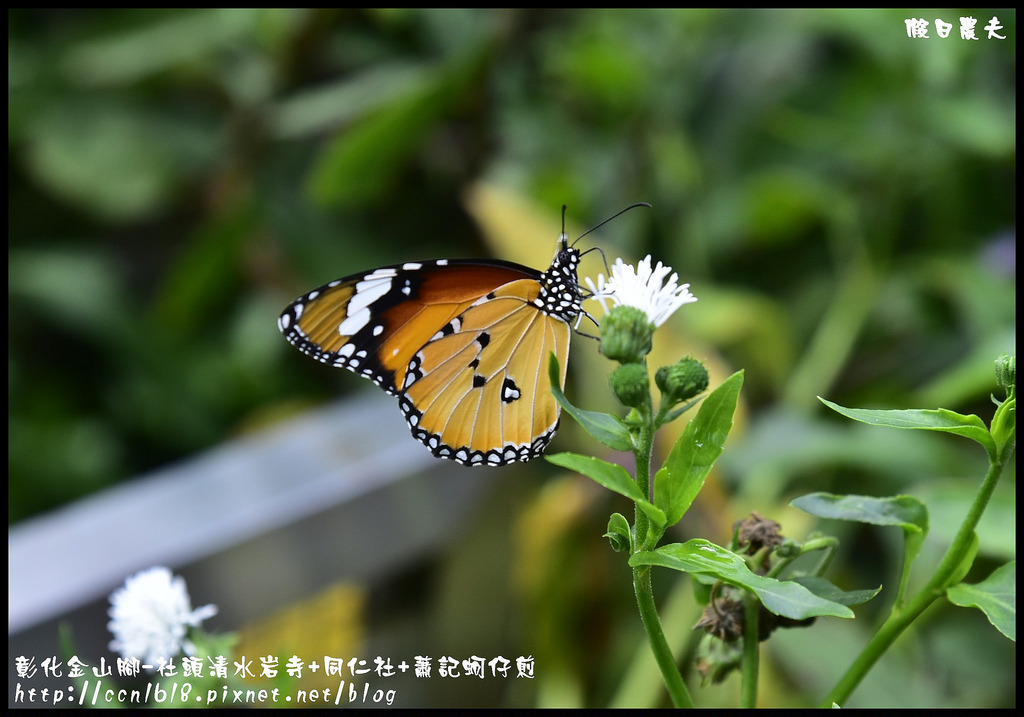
<box><xmin>347</xmin><ymin>275</ymin><xmax>393</xmax><ymax>316</ymax></box>
<box><xmin>365</xmin><ymin>268</ymin><xmax>398</xmax><ymax>280</ymax></box>
<box><xmin>337</xmin><ymin>307</ymin><xmax>370</xmax><ymax>335</ymax></box>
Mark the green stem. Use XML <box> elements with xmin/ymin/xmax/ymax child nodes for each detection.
<box><xmin>740</xmin><ymin>593</ymin><xmax>760</xmax><ymax>708</ymax></box>
<box><xmin>634</xmin><ymin>418</ymin><xmax>653</xmax><ymax>551</ymax></box>
<box><xmin>822</xmin><ymin>455</ymin><xmax>1007</xmax><ymax>707</ymax></box>
<box><xmin>766</xmin><ymin>536</ymin><xmax>839</xmax><ymax>579</ymax></box>
<box><xmin>633</xmin><ymin>565</ymin><xmax>694</xmax><ymax>708</ymax></box>
<box><xmin>631</xmin><ymin>410</ymin><xmax>694</xmax><ymax>708</ymax></box>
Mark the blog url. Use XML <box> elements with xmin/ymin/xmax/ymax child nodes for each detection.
<box><xmin>11</xmin><ymin>679</ymin><xmax>397</xmax><ymax>707</ymax></box>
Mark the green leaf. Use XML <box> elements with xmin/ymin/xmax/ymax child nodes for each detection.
<box><xmin>990</xmin><ymin>394</ymin><xmax>1015</xmax><ymax>464</ymax></box>
<box><xmin>791</xmin><ymin>492</ymin><xmax>928</xmax><ymax>533</ymax></box>
<box><xmin>270</xmin><ymin>62</ymin><xmax>431</xmax><ymax>139</ymax></box>
<box><xmin>630</xmin><ymin>539</ymin><xmax>854</xmax><ymax>620</ymax></box>
<box><xmin>792</xmin><ymin>492</ymin><xmax>929</xmax><ymax>608</ymax></box>
<box><xmin>188</xmin><ymin>629</ymin><xmax>240</xmax><ymax>662</ymax></box>
<box><xmin>308</xmin><ymin>49</ymin><xmax>485</xmax><ymax>207</ymax></box>
<box><xmin>605</xmin><ymin>512</ymin><xmax>632</xmax><ymax>552</ymax></box>
<box><xmin>62</xmin><ymin>9</ymin><xmax>272</xmax><ymax>86</ymax></box>
<box><xmin>152</xmin><ymin>198</ymin><xmax>256</xmax><ymax>339</ymax></box>
<box><xmin>546</xmin><ymin>452</ymin><xmax>665</xmax><ymax>529</ymax></box>
<box><xmin>947</xmin><ymin>561</ymin><xmax>1015</xmax><ymax>641</ymax></box>
<box><xmin>24</xmin><ymin>99</ymin><xmax>215</xmax><ymax>220</ymax></box>
<box><xmin>943</xmin><ymin>531</ymin><xmax>980</xmax><ymax>590</ymax></box>
<box><xmin>548</xmin><ymin>353</ymin><xmax>633</xmax><ymax>451</ymax></box>
<box><xmin>658</xmin><ymin>397</ymin><xmax>702</xmax><ymax>426</ymax></box>
<box><xmin>818</xmin><ymin>398</ymin><xmax>997</xmax><ymax>460</ymax></box>
<box><xmin>790</xmin><ymin>575</ymin><xmax>881</xmax><ymax>607</ymax></box>
<box><xmin>655</xmin><ymin>370</ymin><xmax>743</xmax><ymax>526</ymax></box>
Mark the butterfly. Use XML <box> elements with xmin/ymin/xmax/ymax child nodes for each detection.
<box><xmin>278</xmin><ymin>204</ymin><xmax>648</xmax><ymax>467</ymax></box>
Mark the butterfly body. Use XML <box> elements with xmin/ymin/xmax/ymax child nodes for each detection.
<box><xmin>279</xmin><ymin>238</ymin><xmax>583</xmax><ymax>466</ymax></box>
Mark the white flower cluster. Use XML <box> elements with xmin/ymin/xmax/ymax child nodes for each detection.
<box><xmin>107</xmin><ymin>566</ymin><xmax>217</xmax><ymax>666</ymax></box>
<box><xmin>586</xmin><ymin>255</ymin><xmax>697</xmax><ymax>327</ymax></box>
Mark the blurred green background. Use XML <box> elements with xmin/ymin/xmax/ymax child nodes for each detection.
<box><xmin>8</xmin><ymin>8</ymin><xmax>1015</xmax><ymax>708</ymax></box>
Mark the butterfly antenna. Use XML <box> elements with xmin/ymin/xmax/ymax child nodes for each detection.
<box><xmin>579</xmin><ymin>245</ymin><xmax>610</xmax><ymax>276</ymax></box>
<box><xmin>559</xmin><ymin>205</ymin><xmax>569</xmax><ymax>249</ymax></box>
<box><xmin>571</xmin><ymin>201</ymin><xmax>652</xmax><ymax>248</ymax></box>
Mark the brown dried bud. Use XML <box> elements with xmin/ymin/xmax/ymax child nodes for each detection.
<box><xmin>694</xmin><ymin>595</ymin><xmax>745</xmax><ymax>642</ymax></box>
<box><xmin>734</xmin><ymin>511</ymin><xmax>784</xmax><ymax>555</ymax></box>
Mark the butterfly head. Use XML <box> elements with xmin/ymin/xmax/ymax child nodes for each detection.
<box><xmin>541</xmin><ymin>202</ymin><xmax>652</xmax><ymax>333</ymax></box>
<box><xmin>536</xmin><ymin>236</ymin><xmax>584</xmax><ymax>323</ymax></box>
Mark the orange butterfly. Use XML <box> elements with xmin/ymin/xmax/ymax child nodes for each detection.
<box><xmin>279</xmin><ymin>205</ymin><xmax>646</xmax><ymax>466</ymax></box>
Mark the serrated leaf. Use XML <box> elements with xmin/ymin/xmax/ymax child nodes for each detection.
<box><xmin>947</xmin><ymin>561</ymin><xmax>1015</xmax><ymax>641</ymax></box>
<box><xmin>548</xmin><ymin>353</ymin><xmax>633</xmax><ymax>451</ymax></box>
<box><xmin>818</xmin><ymin>398</ymin><xmax>996</xmax><ymax>460</ymax></box>
<box><xmin>655</xmin><ymin>370</ymin><xmax>743</xmax><ymax>526</ymax></box>
<box><xmin>630</xmin><ymin>539</ymin><xmax>853</xmax><ymax>620</ymax></box>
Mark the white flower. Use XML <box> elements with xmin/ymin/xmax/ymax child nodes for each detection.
<box><xmin>585</xmin><ymin>255</ymin><xmax>697</xmax><ymax>327</ymax></box>
<box><xmin>107</xmin><ymin>566</ymin><xmax>217</xmax><ymax>666</ymax></box>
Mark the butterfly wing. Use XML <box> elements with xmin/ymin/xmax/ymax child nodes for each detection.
<box><xmin>399</xmin><ymin>278</ymin><xmax>571</xmax><ymax>466</ymax></box>
<box><xmin>278</xmin><ymin>260</ymin><xmax>540</xmax><ymax>397</ymax></box>
<box><xmin>279</xmin><ymin>248</ymin><xmax>581</xmax><ymax>467</ymax></box>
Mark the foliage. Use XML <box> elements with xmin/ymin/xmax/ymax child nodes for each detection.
<box><xmin>550</xmin><ymin>347</ymin><xmax>1013</xmax><ymax>707</ymax></box>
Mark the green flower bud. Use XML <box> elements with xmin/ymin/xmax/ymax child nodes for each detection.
<box><xmin>995</xmin><ymin>354</ymin><xmax>1015</xmax><ymax>397</ymax></box>
<box><xmin>655</xmin><ymin>356</ymin><xmax>709</xmax><ymax>404</ymax></box>
<box><xmin>600</xmin><ymin>305</ymin><xmax>655</xmax><ymax>364</ymax></box>
<box><xmin>991</xmin><ymin>354</ymin><xmax>1016</xmax><ymax>459</ymax></box>
<box><xmin>609</xmin><ymin>362</ymin><xmax>650</xmax><ymax>408</ymax></box>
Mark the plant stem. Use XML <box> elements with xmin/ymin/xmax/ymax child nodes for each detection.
<box><xmin>633</xmin><ymin>564</ymin><xmax>694</xmax><ymax>708</ymax></box>
<box><xmin>740</xmin><ymin>593</ymin><xmax>761</xmax><ymax>708</ymax></box>
<box><xmin>821</xmin><ymin>455</ymin><xmax>1008</xmax><ymax>707</ymax></box>
<box><xmin>634</xmin><ymin>418</ymin><xmax>653</xmax><ymax>551</ymax></box>
<box><xmin>631</xmin><ymin>413</ymin><xmax>694</xmax><ymax>708</ymax></box>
